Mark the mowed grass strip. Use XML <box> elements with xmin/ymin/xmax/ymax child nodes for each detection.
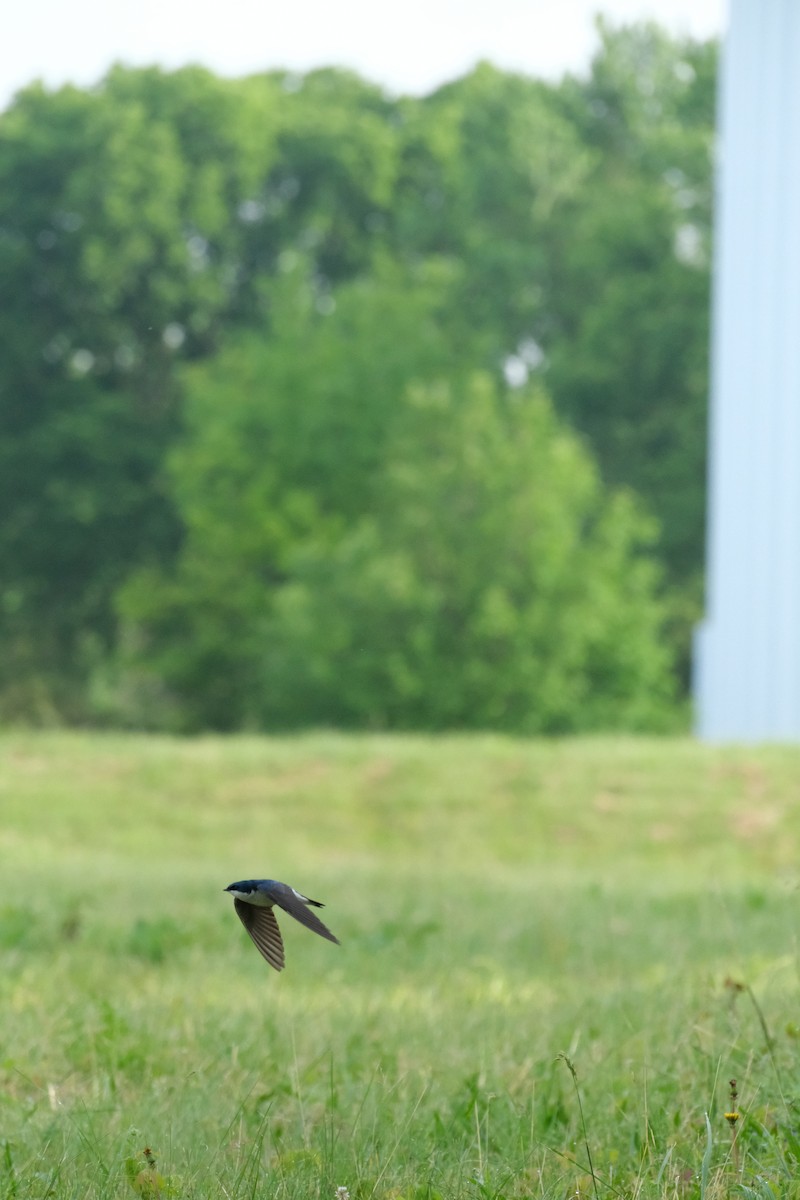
<box><xmin>2</xmin><ymin>732</ymin><xmax>800</xmax><ymax>1199</ymax></box>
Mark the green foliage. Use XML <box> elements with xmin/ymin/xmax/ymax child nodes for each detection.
<box><xmin>0</xmin><ymin>26</ymin><xmax>717</xmax><ymax>726</ymax></box>
<box><xmin>548</xmin><ymin>21</ymin><xmax>717</xmax><ymax>669</ymax></box>
<box><xmin>258</xmin><ymin>376</ymin><xmax>676</xmax><ymax>731</ymax></box>
<box><xmin>392</xmin><ymin>63</ymin><xmax>597</xmax><ymax>351</ymax></box>
<box><xmin>115</xmin><ymin>261</ymin><xmax>473</xmax><ymax>729</ymax></box>
<box><xmin>116</xmin><ymin>265</ymin><xmax>676</xmax><ymax>731</ymax></box>
<box><xmin>0</xmin><ymin>70</ymin><xmax>254</xmax><ymax>716</ymax></box>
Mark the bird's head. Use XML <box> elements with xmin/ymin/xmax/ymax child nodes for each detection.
<box><xmin>225</xmin><ymin>880</ymin><xmax>258</xmax><ymax>897</ymax></box>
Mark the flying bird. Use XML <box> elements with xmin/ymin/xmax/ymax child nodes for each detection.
<box><xmin>224</xmin><ymin>879</ymin><xmax>340</xmax><ymax>972</ymax></box>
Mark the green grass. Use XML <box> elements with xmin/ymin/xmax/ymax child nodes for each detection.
<box><xmin>2</xmin><ymin>732</ymin><xmax>800</xmax><ymax>1199</ymax></box>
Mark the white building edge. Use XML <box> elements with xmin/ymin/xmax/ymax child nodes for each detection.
<box><xmin>694</xmin><ymin>0</ymin><xmax>800</xmax><ymax>740</ymax></box>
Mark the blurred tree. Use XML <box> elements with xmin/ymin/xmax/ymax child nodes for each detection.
<box><xmin>545</xmin><ymin>21</ymin><xmax>716</xmax><ymax>674</ymax></box>
<box><xmin>259</xmin><ymin>377</ymin><xmax>677</xmax><ymax>732</ymax></box>
<box><xmin>0</xmin><ymin>65</ymin><xmax>398</xmax><ymax>717</ymax></box>
<box><xmin>0</xmin><ymin>30</ymin><xmax>715</xmax><ymax>724</ymax></box>
<box><xmin>0</xmin><ymin>82</ymin><xmax>190</xmax><ymax>716</ymax></box>
<box><xmin>261</xmin><ymin>68</ymin><xmax>399</xmax><ymax>283</ymax></box>
<box><xmin>117</xmin><ymin>265</ymin><xmax>675</xmax><ymax>731</ymax></box>
<box><xmin>114</xmin><ymin>260</ymin><xmax>478</xmax><ymax>728</ymax></box>
<box><xmin>388</xmin><ymin>35</ymin><xmax>714</xmax><ymax>609</ymax></box>
<box><xmin>391</xmin><ymin>62</ymin><xmax>596</xmax><ymax>359</ymax></box>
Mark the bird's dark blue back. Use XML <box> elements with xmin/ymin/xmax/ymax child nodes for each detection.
<box><xmin>225</xmin><ymin>879</ymin><xmax>277</xmax><ymax>893</ymax></box>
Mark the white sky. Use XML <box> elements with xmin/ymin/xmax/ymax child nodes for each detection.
<box><xmin>3</xmin><ymin>0</ymin><xmax>726</xmax><ymax>111</ymax></box>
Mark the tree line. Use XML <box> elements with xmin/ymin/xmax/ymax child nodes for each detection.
<box><xmin>0</xmin><ymin>20</ymin><xmax>716</xmax><ymax>731</ymax></box>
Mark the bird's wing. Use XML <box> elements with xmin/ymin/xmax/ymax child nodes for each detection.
<box><xmin>234</xmin><ymin>898</ymin><xmax>285</xmax><ymax>971</ymax></box>
<box><xmin>267</xmin><ymin>883</ymin><xmax>340</xmax><ymax>945</ymax></box>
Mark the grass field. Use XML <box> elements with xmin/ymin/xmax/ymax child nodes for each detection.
<box><xmin>2</xmin><ymin>732</ymin><xmax>800</xmax><ymax>1199</ymax></box>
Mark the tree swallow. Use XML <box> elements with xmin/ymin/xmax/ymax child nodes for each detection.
<box><xmin>224</xmin><ymin>879</ymin><xmax>340</xmax><ymax>972</ymax></box>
